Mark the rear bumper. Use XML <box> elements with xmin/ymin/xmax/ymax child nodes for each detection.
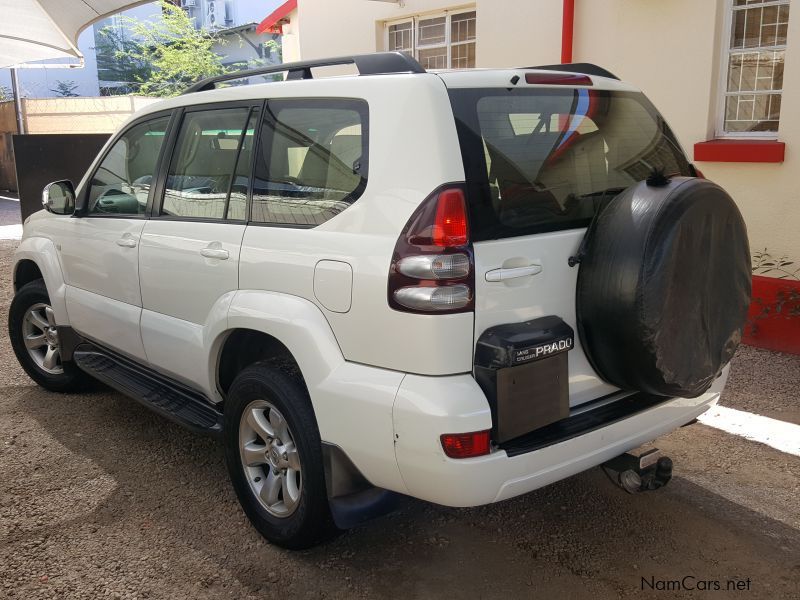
<box><xmin>392</xmin><ymin>368</ymin><xmax>727</xmax><ymax>507</ymax></box>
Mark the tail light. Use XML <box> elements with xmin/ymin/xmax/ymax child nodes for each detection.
<box><xmin>388</xmin><ymin>185</ymin><xmax>474</xmax><ymax>314</ymax></box>
<box><xmin>441</xmin><ymin>430</ymin><xmax>491</xmax><ymax>458</ymax></box>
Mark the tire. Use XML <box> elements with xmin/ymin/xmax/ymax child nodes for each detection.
<box><xmin>576</xmin><ymin>177</ymin><xmax>751</xmax><ymax>397</ymax></box>
<box><xmin>224</xmin><ymin>361</ymin><xmax>337</xmax><ymax>549</ymax></box>
<box><xmin>8</xmin><ymin>279</ymin><xmax>91</xmax><ymax>393</ymax></box>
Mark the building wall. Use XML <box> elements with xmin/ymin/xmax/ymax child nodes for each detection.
<box><xmin>18</xmin><ymin>97</ymin><xmax>160</xmax><ymax>134</ymax></box>
<box><xmin>0</xmin><ymin>96</ymin><xmax>159</xmax><ymax>192</ymax></box>
<box><xmin>289</xmin><ymin>0</ymin><xmax>800</xmax><ymax>266</ymax></box>
<box><xmin>572</xmin><ymin>0</ymin><xmax>800</xmax><ymax>265</ymax></box>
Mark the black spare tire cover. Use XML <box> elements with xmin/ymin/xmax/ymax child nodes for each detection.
<box><xmin>576</xmin><ymin>177</ymin><xmax>751</xmax><ymax>398</ymax></box>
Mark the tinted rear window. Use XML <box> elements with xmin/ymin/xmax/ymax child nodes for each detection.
<box><xmin>448</xmin><ymin>88</ymin><xmax>692</xmax><ymax>241</ymax></box>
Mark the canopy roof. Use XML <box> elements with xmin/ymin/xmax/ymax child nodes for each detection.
<box><xmin>0</xmin><ymin>0</ymin><xmax>151</xmax><ymax>68</ymax></box>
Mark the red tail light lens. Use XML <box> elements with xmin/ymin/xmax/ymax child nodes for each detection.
<box><xmin>441</xmin><ymin>430</ymin><xmax>491</xmax><ymax>459</ymax></box>
<box><xmin>388</xmin><ymin>184</ymin><xmax>474</xmax><ymax>315</ymax></box>
<box><xmin>433</xmin><ymin>188</ymin><xmax>468</xmax><ymax>246</ymax></box>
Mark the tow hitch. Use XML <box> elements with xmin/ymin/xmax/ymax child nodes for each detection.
<box><xmin>601</xmin><ymin>448</ymin><xmax>673</xmax><ymax>494</ymax></box>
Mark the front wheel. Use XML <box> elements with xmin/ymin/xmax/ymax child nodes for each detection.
<box><xmin>224</xmin><ymin>362</ymin><xmax>337</xmax><ymax>549</ymax></box>
<box><xmin>8</xmin><ymin>279</ymin><xmax>91</xmax><ymax>393</ymax></box>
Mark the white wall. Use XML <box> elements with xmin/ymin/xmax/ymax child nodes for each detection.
<box><xmin>572</xmin><ymin>0</ymin><xmax>800</xmax><ymax>264</ymax></box>
<box><xmin>260</xmin><ymin>0</ymin><xmax>800</xmax><ymax>264</ymax></box>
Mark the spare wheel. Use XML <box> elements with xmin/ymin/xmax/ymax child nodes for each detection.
<box><xmin>576</xmin><ymin>176</ymin><xmax>751</xmax><ymax>398</ymax></box>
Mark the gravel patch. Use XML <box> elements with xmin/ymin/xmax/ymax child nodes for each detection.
<box><xmin>1</xmin><ymin>240</ymin><xmax>798</xmax><ymax>599</ymax></box>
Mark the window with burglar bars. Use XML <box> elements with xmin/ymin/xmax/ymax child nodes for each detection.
<box><xmin>387</xmin><ymin>10</ymin><xmax>476</xmax><ymax>70</ymax></box>
<box><xmin>722</xmin><ymin>0</ymin><xmax>790</xmax><ymax>134</ymax></box>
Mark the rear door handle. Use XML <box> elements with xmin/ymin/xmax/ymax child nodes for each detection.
<box><xmin>485</xmin><ymin>264</ymin><xmax>542</xmax><ymax>282</ymax></box>
<box><xmin>115</xmin><ymin>235</ymin><xmax>137</xmax><ymax>248</ymax></box>
<box><xmin>200</xmin><ymin>244</ymin><xmax>229</xmax><ymax>260</ymax></box>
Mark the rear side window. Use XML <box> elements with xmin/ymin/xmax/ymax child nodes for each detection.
<box><xmin>449</xmin><ymin>88</ymin><xmax>692</xmax><ymax>241</ymax></box>
<box><xmin>161</xmin><ymin>106</ymin><xmax>257</xmax><ymax>221</ymax></box>
<box><xmin>251</xmin><ymin>98</ymin><xmax>368</xmax><ymax>227</ymax></box>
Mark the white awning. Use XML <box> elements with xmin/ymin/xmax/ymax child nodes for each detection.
<box><xmin>0</xmin><ymin>0</ymin><xmax>152</xmax><ymax>68</ymax></box>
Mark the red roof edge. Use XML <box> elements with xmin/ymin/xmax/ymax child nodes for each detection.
<box><xmin>256</xmin><ymin>0</ymin><xmax>298</xmax><ymax>34</ymax></box>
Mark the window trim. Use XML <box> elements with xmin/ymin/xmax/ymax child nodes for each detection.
<box><xmin>76</xmin><ymin>109</ymin><xmax>177</xmax><ymax>220</ymax></box>
<box><xmin>248</xmin><ymin>96</ymin><xmax>370</xmax><ymax>229</ymax></box>
<box><xmin>384</xmin><ymin>6</ymin><xmax>476</xmax><ymax>70</ymax></box>
<box><xmin>716</xmin><ymin>0</ymin><xmax>790</xmax><ymax>139</ymax></box>
<box><xmin>150</xmin><ymin>100</ymin><xmax>265</xmax><ymax>224</ymax></box>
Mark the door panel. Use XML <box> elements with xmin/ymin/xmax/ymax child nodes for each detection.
<box><xmin>448</xmin><ymin>87</ymin><xmax>694</xmax><ymax>407</ymax></box>
<box><xmin>139</xmin><ymin>221</ymin><xmax>245</xmax><ymax>324</ymax></box>
<box><xmin>59</xmin><ymin>218</ymin><xmax>145</xmax><ymax>306</ymax></box>
<box><xmin>59</xmin><ymin>218</ymin><xmax>147</xmax><ymax>359</ymax></box>
<box><xmin>56</xmin><ymin>113</ymin><xmax>172</xmax><ymax>360</ymax></box>
<box><xmin>66</xmin><ymin>285</ymin><xmax>147</xmax><ymax>362</ymax></box>
<box><xmin>473</xmin><ymin>230</ymin><xmax>618</xmax><ymax>406</ymax></box>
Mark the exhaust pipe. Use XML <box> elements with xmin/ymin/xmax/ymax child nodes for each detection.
<box><xmin>602</xmin><ymin>448</ymin><xmax>673</xmax><ymax>493</ymax></box>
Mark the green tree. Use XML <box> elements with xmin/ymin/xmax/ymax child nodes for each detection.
<box><xmin>99</xmin><ymin>0</ymin><xmax>227</xmax><ymax>97</ymax></box>
<box><xmin>95</xmin><ymin>23</ymin><xmax>152</xmax><ymax>94</ymax></box>
<box><xmin>50</xmin><ymin>80</ymin><xmax>80</xmax><ymax>97</ymax></box>
<box><xmin>0</xmin><ymin>85</ymin><xmax>12</xmax><ymax>102</ymax></box>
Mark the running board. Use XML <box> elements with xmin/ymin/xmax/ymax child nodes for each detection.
<box><xmin>73</xmin><ymin>343</ymin><xmax>223</xmax><ymax>437</ymax></box>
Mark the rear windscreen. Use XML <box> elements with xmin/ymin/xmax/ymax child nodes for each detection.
<box><xmin>448</xmin><ymin>88</ymin><xmax>692</xmax><ymax>241</ymax></box>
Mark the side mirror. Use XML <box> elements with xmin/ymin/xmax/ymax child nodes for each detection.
<box><xmin>42</xmin><ymin>180</ymin><xmax>76</xmax><ymax>215</ymax></box>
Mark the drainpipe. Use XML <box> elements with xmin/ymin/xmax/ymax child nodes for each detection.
<box><xmin>561</xmin><ymin>0</ymin><xmax>575</xmax><ymax>64</ymax></box>
<box><xmin>10</xmin><ymin>68</ymin><xmax>24</xmax><ymax>135</ymax></box>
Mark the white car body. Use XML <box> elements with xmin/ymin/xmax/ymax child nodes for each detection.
<box><xmin>13</xmin><ymin>63</ymin><xmax>723</xmax><ymax>510</ymax></box>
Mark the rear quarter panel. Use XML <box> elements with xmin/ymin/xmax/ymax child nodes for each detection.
<box><xmin>239</xmin><ymin>74</ymin><xmax>474</xmax><ymax>375</ymax></box>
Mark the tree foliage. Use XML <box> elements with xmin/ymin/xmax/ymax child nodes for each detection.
<box><xmin>50</xmin><ymin>80</ymin><xmax>80</xmax><ymax>97</ymax></box>
<box><xmin>97</xmin><ymin>0</ymin><xmax>227</xmax><ymax>97</ymax></box>
<box><xmin>95</xmin><ymin>22</ymin><xmax>153</xmax><ymax>93</ymax></box>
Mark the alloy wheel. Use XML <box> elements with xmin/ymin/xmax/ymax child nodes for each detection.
<box><xmin>21</xmin><ymin>303</ymin><xmax>63</xmax><ymax>375</ymax></box>
<box><xmin>239</xmin><ymin>400</ymin><xmax>303</xmax><ymax>518</ymax></box>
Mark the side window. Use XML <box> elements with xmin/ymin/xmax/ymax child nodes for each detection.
<box><xmin>161</xmin><ymin>107</ymin><xmax>256</xmax><ymax>220</ymax></box>
<box><xmin>251</xmin><ymin>99</ymin><xmax>368</xmax><ymax>227</ymax></box>
<box><xmin>87</xmin><ymin>116</ymin><xmax>170</xmax><ymax>216</ymax></box>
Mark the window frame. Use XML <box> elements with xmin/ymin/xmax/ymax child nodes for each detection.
<box><xmin>385</xmin><ymin>7</ymin><xmax>477</xmax><ymax>70</ymax></box>
<box><xmin>717</xmin><ymin>0</ymin><xmax>790</xmax><ymax>139</ymax></box>
<box><xmin>77</xmin><ymin>109</ymin><xmax>178</xmax><ymax>219</ymax></box>
<box><xmin>248</xmin><ymin>96</ymin><xmax>370</xmax><ymax>230</ymax></box>
<box><xmin>150</xmin><ymin>99</ymin><xmax>265</xmax><ymax>224</ymax></box>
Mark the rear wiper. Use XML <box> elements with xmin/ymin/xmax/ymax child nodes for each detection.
<box><xmin>574</xmin><ymin>186</ymin><xmax>628</xmax><ymax>199</ymax></box>
<box><xmin>567</xmin><ymin>187</ymin><xmax>627</xmax><ymax>268</ymax></box>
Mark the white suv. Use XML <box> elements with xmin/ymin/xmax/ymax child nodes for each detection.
<box><xmin>8</xmin><ymin>53</ymin><xmax>751</xmax><ymax>549</ymax></box>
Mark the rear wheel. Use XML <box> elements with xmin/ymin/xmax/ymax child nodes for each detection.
<box><xmin>8</xmin><ymin>279</ymin><xmax>90</xmax><ymax>393</ymax></box>
<box><xmin>224</xmin><ymin>362</ymin><xmax>337</xmax><ymax>549</ymax></box>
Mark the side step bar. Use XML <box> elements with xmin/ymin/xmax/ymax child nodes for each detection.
<box><xmin>73</xmin><ymin>343</ymin><xmax>223</xmax><ymax>437</ymax></box>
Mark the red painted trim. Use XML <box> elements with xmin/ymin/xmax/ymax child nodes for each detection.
<box><xmin>694</xmin><ymin>139</ymin><xmax>785</xmax><ymax>163</ymax></box>
<box><xmin>743</xmin><ymin>275</ymin><xmax>800</xmax><ymax>355</ymax></box>
<box><xmin>256</xmin><ymin>0</ymin><xmax>297</xmax><ymax>34</ymax></box>
<box><xmin>561</xmin><ymin>0</ymin><xmax>575</xmax><ymax>63</ymax></box>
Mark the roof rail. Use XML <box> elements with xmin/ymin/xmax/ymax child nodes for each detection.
<box><xmin>527</xmin><ymin>62</ymin><xmax>619</xmax><ymax>81</ymax></box>
<box><xmin>183</xmin><ymin>51</ymin><xmax>426</xmax><ymax>94</ymax></box>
